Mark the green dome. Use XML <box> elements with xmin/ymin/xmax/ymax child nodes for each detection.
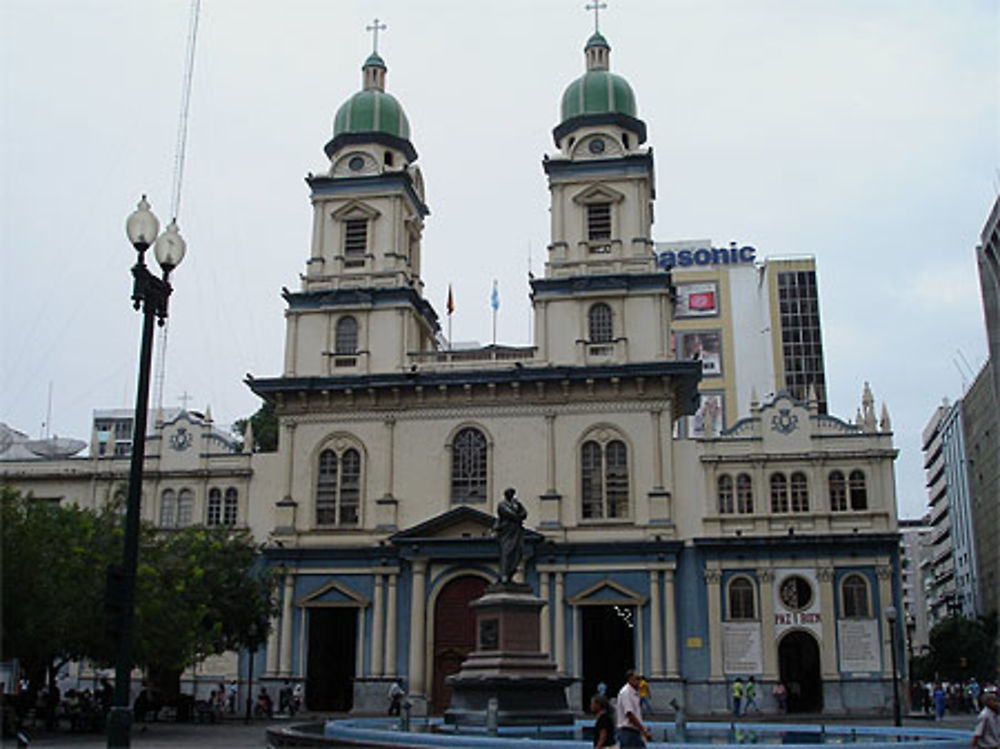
<box><xmin>333</xmin><ymin>88</ymin><xmax>410</xmax><ymax>141</ymax></box>
<box><xmin>560</xmin><ymin>70</ymin><xmax>637</xmax><ymax>122</ymax></box>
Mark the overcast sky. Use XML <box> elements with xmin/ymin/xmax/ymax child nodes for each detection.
<box><xmin>1</xmin><ymin>0</ymin><xmax>997</xmax><ymax>519</ymax></box>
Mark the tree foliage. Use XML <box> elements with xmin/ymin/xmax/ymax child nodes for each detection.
<box><xmin>914</xmin><ymin>613</ymin><xmax>998</xmax><ymax>683</ymax></box>
<box><xmin>233</xmin><ymin>400</ymin><xmax>278</xmax><ymax>452</ymax></box>
<box><xmin>1</xmin><ymin>486</ymin><xmax>276</xmax><ymax>686</ymax></box>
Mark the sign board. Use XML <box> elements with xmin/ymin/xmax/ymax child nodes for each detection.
<box><xmin>836</xmin><ymin>619</ymin><xmax>881</xmax><ymax>673</ymax></box>
<box><xmin>723</xmin><ymin>621</ymin><xmax>763</xmax><ymax>674</ymax></box>
<box><xmin>772</xmin><ymin>569</ymin><xmax>823</xmax><ymax>640</ymax></box>
<box><xmin>675</xmin><ymin>282</ymin><xmax>719</xmax><ymax>318</ymax></box>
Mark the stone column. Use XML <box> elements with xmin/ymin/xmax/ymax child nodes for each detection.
<box><xmin>539</xmin><ymin>572</ymin><xmax>552</xmax><ymax>656</ymax></box>
<box><xmin>757</xmin><ymin>569</ymin><xmax>778</xmax><ymax>680</ymax></box>
<box><xmin>554</xmin><ymin>572</ymin><xmax>566</xmax><ymax>673</ymax></box>
<box><xmin>705</xmin><ymin>569</ymin><xmax>723</xmax><ymax>680</ymax></box>
<box><xmin>649</xmin><ymin>570</ymin><xmax>664</xmax><ymax>677</ymax></box>
<box><xmin>385</xmin><ymin>573</ymin><xmax>398</xmax><ymax>676</ymax></box>
<box><xmin>282</xmin><ymin>422</ymin><xmax>296</xmax><ymax>502</ymax></box>
<box><xmin>265</xmin><ymin>612</ymin><xmax>280</xmax><ymax>676</ymax></box>
<box><xmin>408</xmin><ymin>559</ymin><xmax>428</xmax><ymax>696</ymax></box>
<box><xmin>650</xmin><ymin>410</ymin><xmax>664</xmax><ymax>489</ymax></box>
<box><xmin>545</xmin><ymin>414</ymin><xmax>557</xmax><ymax>494</ymax></box>
<box><xmin>664</xmin><ymin>570</ymin><xmax>679</xmax><ymax>678</ymax></box>
<box><xmin>371</xmin><ymin>573</ymin><xmax>384</xmax><ymax>676</ymax></box>
<box><xmin>817</xmin><ymin>566</ymin><xmax>839</xmax><ymax>679</ymax></box>
<box><xmin>383</xmin><ymin>418</ymin><xmax>396</xmax><ymax>499</ymax></box>
<box><xmin>279</xmin><ymin>573</ymin><xmax>295</xmax><ymax>676</ymax></box>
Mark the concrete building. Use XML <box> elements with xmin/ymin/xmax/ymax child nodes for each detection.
<box><xmin>898</xmin><ymin>517</ymin><xmax>932</xmax><ymax>654</ymax></box>
<box><xmin>656</xmin><ymin>243</ymin><xmax>828</xmax><ymax>434</ymax></box>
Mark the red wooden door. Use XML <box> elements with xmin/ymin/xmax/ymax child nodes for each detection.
<box><xmin>431</xmin><ymin>575</ymin><xmax>486</xmax><ymax>712</ymax></box>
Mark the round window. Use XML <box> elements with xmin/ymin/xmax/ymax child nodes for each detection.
<box><xmin>348</xmin><ymin>155</ymin><xmax>366</xmax><ymax>171</ymax></box>
<box><xmin>778</xmin><ymin>575</ymin><xmax>813</xmax><ymax>611</ymax></box>
<box><xmin>587</xmin><ymin>138</ymin><xmax>606</xmax><ymax>154</ymax></box>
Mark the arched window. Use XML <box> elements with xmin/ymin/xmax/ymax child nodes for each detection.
<box><xmin>335</xmin><ymin>316</ymin><xmax>358</xmax><ymax>355</ymax></box>
<box><xmin>736</xmin><ymin>473</ymin><xmax>754</xmax><ymax>514</ymax></box>
<box><xmin>829</xmin><ymin>470</ymin><xmax>847</xmax><ymax>512</ymax></box>
<box><xmin>207</xmin><ymin>488</ymin><xmax>222</xmax><ymax>526</ymax></box>
<box><xmin>581</xmin><ymin>437</ymin><xmax>629</xmax><ymax>519</ymax></box>
<box><xmin>770</xmin><ymin>473</ymin><xmax>788</xmax><ymax>513</ymax></box>
<box><xmin>451</xmin><ymin>427</ymin><xmax>488</xmax><ymax>503</ymax></box>
<box><xmin>223</xmin><ymin>487</ymin><xmax>239</xmax><ymax>525</ymax></box>
<box><xmin>160</xmin><ymin>489</ymin><xmax>176</xmax><ymax>527</ymax></box>
<box><xmin>316</xmin><ymin>446</ymin><xmax>362</xmax><ymax>526</ymax></box>
<box><xmin>842</xmin><ymin>574</ymin><xmax>870</xmax><ymax>617</ymax></box>
<box><xmin>588</xmin><ymin>303</ymin><xmax>613</xmax><ymax>343</ymax></box>
<box><xmin>849</xmin><ymin>470</ymin><xmax>868</xmax><ymax>510</ymax></box>
<box><xmin>790</xmin><ymin>472</ymin><xmax>809</xmax><ymax>512</ymax></box>
<box><xmin>177</xmin><ymin>489</ymin><xmax>194</xmax><ymax>526</ymax></box>
<box><xmin>728</xmin><ymin>577</ymin><xmax>756</xmax><ymax>620</ymax></box>
<box><xmin>718</xmin><ymin>474</ymin><xmax>734</xmax><ymax>514</ymax></box>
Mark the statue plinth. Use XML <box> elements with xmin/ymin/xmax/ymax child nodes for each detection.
<box><xmin>444</xmin><ymin>582</ymin><xmax>574</xmax><ymax>727</ymax></box>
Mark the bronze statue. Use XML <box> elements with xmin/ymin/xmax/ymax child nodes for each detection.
<box><xmin>494</xmin><ymin>487</ymin><xmax>527</xmax><ymax>584</ymax></box>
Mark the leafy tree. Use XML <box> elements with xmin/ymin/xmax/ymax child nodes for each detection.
<box><xmin>1</xmin><ymin>487</ymin><xmax>276</xmax><ymax>696</ymax></box>
<box><xmin>921</xmin><ymin>613</ymin><xmax>998</xmax><ymax>683</ymax></box>
<box><xmin>233</xmin><ymin>400</ymin><xmax>278</xmax><ymax>452</ymax></box>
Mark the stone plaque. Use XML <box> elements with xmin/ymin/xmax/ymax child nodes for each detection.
<box><xmin>837</xmin><ymin>618</ymin><xmax>881</xmax><ymax>673</ymax></box>
<box><xmin>480</xmin><ymin>618</ymin><xmax>499</xmax><ymax>650</ymax></box>
<box><xmin>723</xmin><ymin>621</ymin><xmax>763</xmax><ymax>674</ymax></box>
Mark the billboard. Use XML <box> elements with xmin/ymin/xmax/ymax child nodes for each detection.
<box><xmin>675</xmin><ymin>282</ymin><xmax>719</xmax><ymax>318</ymax></box>
<box><xmin>679</xmin><ymin>330</ymin><xmax>722</xmax><ymax>377</ymax></box>
<box><xmin>686</xmin><ymin>390</ymin><xmax>725</xmax><ymax>438</ymax></box>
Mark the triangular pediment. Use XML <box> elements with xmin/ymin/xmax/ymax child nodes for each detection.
<box><xmin>331</xmin><ymin>199</ymin><xmax>381</xmax><ymax>221</ymax></box>
<box><xmin>297</xmin><ymin>579</ymin><xmax>368</xmax><ymax>608</ymax></box>
<box><xmin>568</xmin><ymin>577</ymin><xmax>647</xmax><ymax>606</ymax></box>
<box><xmin>390</xmin><ymin>505</ymin><xmax>542</xmax><ymax>543</ymax></box>
<box><xmin>572</xmin><ymin>183</ymin><xmax>625</xmax><ymax>205</ymax></box>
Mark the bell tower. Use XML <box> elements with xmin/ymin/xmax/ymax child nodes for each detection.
<box><xmin>532</xmin><ymin>11</ymin><xmax>672</xmax><ymax>367</ymax></box>
<box><xmin>283</xmin><ymin>23</ymin><xmax>440</xmax><ymax>378</ymax></box>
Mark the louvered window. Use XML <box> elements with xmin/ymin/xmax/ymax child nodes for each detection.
<box><xmin>344</xmin><ymin>219</ymin><xmax>368</xmax><ymax>266</ymax></box>
<box><xmin>587</xmin><ymin>203</ymin><xmax>611</xmax><ymax>241</ymax></box>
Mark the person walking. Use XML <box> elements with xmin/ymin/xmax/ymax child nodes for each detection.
<box><xmin>639</xmin><ymin>676</ymin><xmax>651</xmax><ymax>715</ymax></box>
<box><xmin>388</xmin><ymin>680</ymin><xmax>404</xmax><ymax>716</ymax></box>
<box><xmin>616</xmin><ymin>669</ymin><xmax>652</xmax><ymax>747</ymax></box>
<box><xmin>933</xmin><ymin>683</ymin><xmax>947</xmax><ymax>721</ymax></box>
<box><xmin>732</xmin><ymin>678</ymin><xmax>744</xmax><ymax>717</ymax></box>
<box><xmin>591</xmin><ymin>693</ymin><xmax>614</xmax><ymax>749</ymax></box>
<box><xmin>971</xmin><ymin>693</ymin><xmax>999</xmax><ymax>749</ymax></box>
<box><xmin>772</xmin><ymin>682</ymin><xmax>787</xmax><ymax>713</ymax></box>
<box><xmin>744</xmin><ymin>676</ymin><xmax>760</xmax><ymax>714</ymax></box>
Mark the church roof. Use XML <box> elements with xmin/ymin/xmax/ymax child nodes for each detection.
<box><xmin>333</xmin><ymin>88</ymin><xmax>410</xmax><ymax>141</ymax></box>
<box><xmin>560</xmin><ymin>69</ymin><xmax>637</xmax><ymax>122</ymax></box>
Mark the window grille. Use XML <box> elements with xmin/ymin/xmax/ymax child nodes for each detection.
<box><xmin>336</xmin><ymin>316</ymin><xmax>358</xmax><ymax>355</ymax></box>
<box><xmin>718</xmin><ymin>474</ymin><xmax>734</xmax><ymax>514</ymax></box>
<box><xmin>790</xmin><ymin>472</ymin><xmax>809</xmax><ymax>512</ymax></box>
<box><xmin>770</xmin><ymin>473</ymin><xmax>788</xmax><ymax>513</ymax></box>
<box><xmin>580</xmin><ymin>438</ymin><xmax>629</xmax><ymax>519</ymax></box>
<box><xmin>207</xmin><ymin>488</ymin><xmax>221</xmax><ymax>525</ymax></box>
<box><xmin>588</xmin><ymin>303</ymin><xmax>613</xmax><ymax>343</ymax></box>
<box><xmin>160</xmin><ymin>489</ymin><xmax>176</xmax><ymax>527</ymax></box>
<box><xmin>223</xmin><ymin>487</ymin><xmax>238</xmax><ymax>525</ymax></box>
<box><xmin>736</xmin><ymin>473</ymin><xmax>754</xmax><ymax>514</ymax></box>
<box><xmin>451</xmin><ymin>428</ymin><xmax>487</xmax><ymax>502</ymax></box>
<box><xmin>729</xmin><ymin>578</ymin><xmax>756</xmax><ymax>620</ymax></box>
<box><xmin>842</xmin><ymin>574</ymin><xmax>869</xmax><ymax>617</ymax></box>
<box><xmin>829</xmin><ymin>471</ymin><xmax>847</xmax><ymax>511</ymax></box>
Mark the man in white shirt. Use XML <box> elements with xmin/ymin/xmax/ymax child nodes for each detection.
<box><xmin>971</xmin><ymin>693</ymin><xmax>999</xmax><ymax>749</ymax></box>
<box><xmin>616</xmin><ymin>669</ymin><xmax>652</xmax><ymax>748</ymax></box>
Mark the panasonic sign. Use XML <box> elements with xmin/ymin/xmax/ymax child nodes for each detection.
<box><xmin>656</xmin><ymin>245</ymin><xmax>757</xmax><ymax>269</ymax></box>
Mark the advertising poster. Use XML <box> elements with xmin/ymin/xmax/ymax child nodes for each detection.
<box><xmin>680</xmin><ymin>330</ymin><xmax>723</xmax><ymax>376</ymax></box>
<box><xmin>723</xmin><ymin>621</ymin><xmax>764</xmax><ymax>674</ymax></box>
<box><xmin>687</xmin><ymin>391</ymin><xmax>725</xmax><ymax>438</ymax></box>
<box><xmin>836</xmin><ymin>619</ymin><xmax>881</xmax><ymax>674</ymax></box>
<box><xmin>676</xmin><ymin>282</ymin><xmax>719</xmax><ymax>318</ymax></box>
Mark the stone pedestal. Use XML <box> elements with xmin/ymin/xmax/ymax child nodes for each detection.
<box><xmin>444</xmin><ymin>582</ymin><xmax>574</xmax><ymax>727</ymax></box>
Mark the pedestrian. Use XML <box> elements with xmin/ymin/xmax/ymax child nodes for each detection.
<box><xmin>732</xmin><ymin>677</ymin><xmax>744</xmax><ymax>717</ymax></box>
<box><xmin>639</xmin><ymin>675</ymin><xmax>651</xmax><ymax>715</ymax></box>
<box><xmin>388</xmin><ymin>680</ymin><xmax>404</xmax><ymax>716</ymax></box>
<box><xmin>616</xmin><ymin>669</ymin><xmax>652</xmax><ymax>747</ymax></box>
<box><xmin>772</xmin><ymin>682</ymin><xmax>787</xmax><ymax>713</ymax></box>
<box><xmin>971</xmin><ymin>693</ymin><xmax>999</xmax><ymax>749</ymax></box>
<box><xmin>596</xmin><ymin>681</ymin><xmax>607</xmax><ymax>697</ymax></box>
<box><xmin>292</xmin><ymin>682</ymin><xmax>304</xmax><ymax>715</ymax></box>
<box><xmin>969</xmin><ymin>679</ymin><xmax>982</xmax><ymax>713</ymax></box>
<box><xmin>744</xmin><ymin>676</ymin><xmax>759</xmax><ymax>714</ymax></box>
<box><xmin>933</xmin><ymin>683</ymin><xmax>947</xmax><ymax>721</ymax></box>
<box><xmin>591</xmin><ymin>693</ymin><xmax>614</xmax><ymax>749</ymax></box>
<box><xmin>227</xmin><ymin>680</ymin><xmax>238</xmax><ymax>714</ymax></box>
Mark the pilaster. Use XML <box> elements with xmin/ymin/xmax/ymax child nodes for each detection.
<box><xmin>408</xmin><ymin>558</ymin><xmax>429</xmax><ymax>696</ymax></box>
<box><xmin>705</xmin><ymin>568</ymin><xmax>723</xmax><ymax>680</ymax></box>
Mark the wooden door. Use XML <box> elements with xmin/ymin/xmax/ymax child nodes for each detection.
<box><xmin>431</xmin><ymin>576</ymin><xmax>487</xmax><ymax>713</ymax></box>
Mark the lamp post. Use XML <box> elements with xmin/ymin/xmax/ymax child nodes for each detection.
<box><xmin>106</xmin><ymin>196</ymin><xmax>186</xmax><ymax>748</ymax></box>
<box><xmin>885</xmin><ymin>605</ymin><xmax>902</xmax><ymax>727</ymax></box>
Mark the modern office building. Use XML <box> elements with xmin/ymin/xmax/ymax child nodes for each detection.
<box><xmin>898</xmin><ymin>517</ymin><xmax>932</xmax><ymax>653</ymax></box>
<box><xmin>657</xmin><ymin>242</ymin><xmax>828</xmax><ymax>435</ymax></box>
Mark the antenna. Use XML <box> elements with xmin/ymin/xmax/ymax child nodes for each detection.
<box><xmin>955</xmin><ymin>348</ymin><xmax>975</xmax><ymax>379</ymax></box>
<box><xmin>953</xmin><ymin>359</ymin><xmax>968</xmax><ymax>393</ymax></box>
<box><xmin>153</xmin><ymin>0</ymin><xmax>202</xmax><ymax>414</ymax></box>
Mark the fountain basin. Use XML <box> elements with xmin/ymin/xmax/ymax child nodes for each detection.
<box><xmin>266</xmin><ymin>719</ymin><xmax>970</xmax><ymax>749</ymax></box>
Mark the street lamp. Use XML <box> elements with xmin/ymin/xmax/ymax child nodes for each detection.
<box><xmin>885</xmin><ymin>605</ymin><xmax>902</xmax><ymax>727</ymax></box>
<box><xmin>106</xmin><ymin>196</ymin><xmax>186</xmax><ymax>748</ymax></box>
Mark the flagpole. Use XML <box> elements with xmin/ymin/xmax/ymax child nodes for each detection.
<box><xmin>490</xmin><ymin>279</ymin><xmax>499</xmax><ymax>346</ymax></box>
<box><xmin>447</xmin><ymin>283</ymin><xmax>454</xmax><ymax>351</ymax></box>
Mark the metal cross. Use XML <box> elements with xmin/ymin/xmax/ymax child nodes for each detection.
<box><xmin>366</xmin><ymin>18</ymin><xmax>387</xmax><ymax>54</ymax></box>
<box><xmin>585</xmin><ymin>1</ymin><xmax>607</xmax><ymax>33</ymax></box>
<box><xmin>178</xmin><ymin>390</ymin><xmax>193</xmax><ymax>409</ymax></box>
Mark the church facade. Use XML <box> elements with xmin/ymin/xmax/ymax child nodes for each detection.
<box><xmin>245</xmin><ymin>31</ymin><xmax>903</xmax><ymax>717</ymax></box>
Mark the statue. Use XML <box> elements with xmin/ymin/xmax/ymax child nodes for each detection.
<box><xmin>494</xmin><ymin>487</ymin><xmax>527</xmax><ymax>584</ymax></box>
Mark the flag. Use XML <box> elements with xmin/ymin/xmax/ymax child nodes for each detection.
<box><xmin>447</xmin><ymin>284</ymin><xmax>454</xmax><ymax>315</ymax></box>
<box><xmin>490</xmin><ymin>280</ymin><xmax>499</xmax><ymax>311</ymax></box>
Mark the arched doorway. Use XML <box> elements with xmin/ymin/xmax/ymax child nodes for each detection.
<box><xmin>778</xmin><ymin>630</ymin><xmax>822</xmax><ymax>713</ymax></box>
<box><xmin>431</xmin><ymin>575</ymin><xmax>487</xmax><ymax>713</ymax></box>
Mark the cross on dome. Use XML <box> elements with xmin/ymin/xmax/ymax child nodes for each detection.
<box><xmin>585</xmin><ymin>0</ymin><xmax>607</xmax><ymax>33</ymax></box>
<box><xmin>366</xmin><ymin>17</ymin><xmax>387</xmax><ymax>54</ymax></box>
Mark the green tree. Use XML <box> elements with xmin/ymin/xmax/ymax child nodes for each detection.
<box><xmin>922</xmin><ymin>613</ymin><xmax>998</xmax><ymax>683</ymax></box>
<box><xmin>0</xmin><ymin>486</ymin><xmax>122</xmax><ymax>690</ymax></box>
<box><xmin>233</xmin><ymin>400</ymin><xmax>278</xmax><ymax>452</ymax></box>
